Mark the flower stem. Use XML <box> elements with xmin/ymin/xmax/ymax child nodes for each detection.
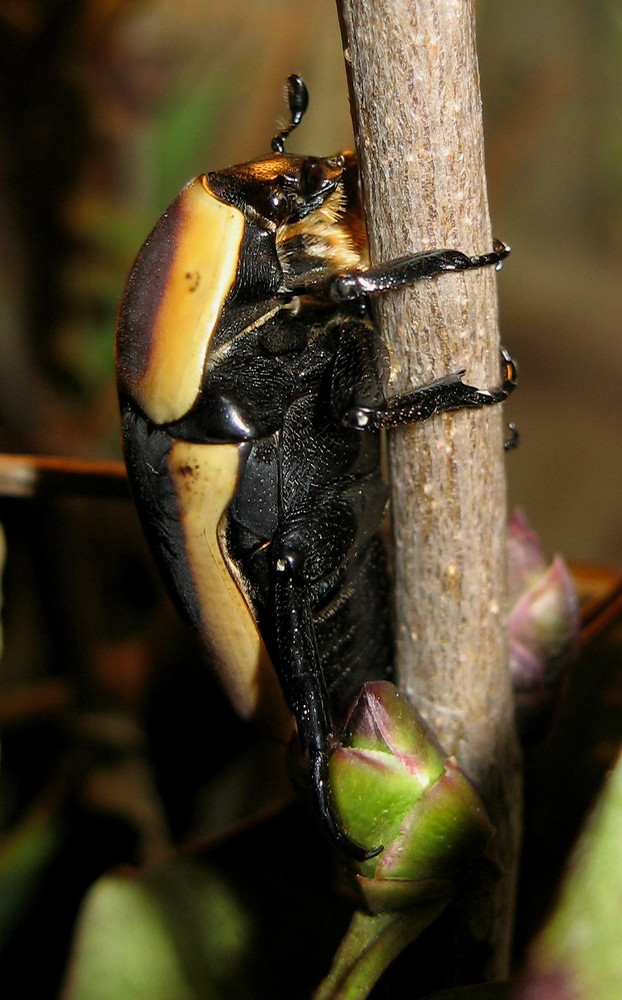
<box><xmin>313</xmin><ymin>902</ymin><xmax>446</xmax><ymax>1000</ymax></box>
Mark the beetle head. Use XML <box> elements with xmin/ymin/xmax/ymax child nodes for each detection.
<box><xmin>208</xmin><ymin>152</ymin><xmax>346</xmax><ymax>227</ymax></box>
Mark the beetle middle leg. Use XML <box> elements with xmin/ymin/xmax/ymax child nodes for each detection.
<box><xmin>327</xmin><ymin>314</ymin><xmax>516</xmax><ymax>433</ymax></box>
<box><xmin>343</xmin><ymin>346</ymin><xmax>517</xmax><ymax>431</ymax></box>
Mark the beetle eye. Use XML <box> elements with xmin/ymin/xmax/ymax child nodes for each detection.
<box><xmin>256</xmin><ymin>187</ymin><xmax>291</xmax><ymax>224</ymax></box>
<box><xmin>299</xmin><ymin>159</ymin><xmax>325</xmax><ymax>198</ymax></box>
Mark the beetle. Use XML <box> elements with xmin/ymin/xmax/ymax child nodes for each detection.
<box><xmin>116</xmin><ymin>75</ymin><xmax>516</xmax><ymax>860</ymax></box>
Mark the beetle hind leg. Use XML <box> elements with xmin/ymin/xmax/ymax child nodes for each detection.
<box><xmin>274</xmin><ymin>566</ymin><xmax>381</xmax><ymax>861</ymax></box>
<box><xmin>309</xmin><ymin>744</ymin><xmax>383</xmax><ymax>862</ymax></box>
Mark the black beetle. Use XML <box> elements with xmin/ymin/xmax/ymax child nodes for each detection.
<box><xmin>116</xmin><ymin>75</ymin><xmax>516</xmax><ymax>859</ymax></box>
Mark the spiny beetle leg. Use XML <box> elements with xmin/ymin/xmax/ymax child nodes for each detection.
<box><xmin>274</xmin><ymin>565</ymin><xmax>381</xmax><ymax>861</ymax></box>
<box><xmin>309</xmin><ymin>748</ymin><xmax>383</xmax><ymax>862</ymax></box>
<box><xmin>344</xmin><ymin>347</ymin><xmax>517</xmax><ymax>431</ymax></box>
<box><xmin>328</xmin><ymin>239</ymin><xmax>510</xmax><ymax>304</ymax></box>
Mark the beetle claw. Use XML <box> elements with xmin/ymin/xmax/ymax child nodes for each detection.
<box><xmin>311</xmin><ymin>750</ymin><xmax>383</xmax><ymax>862</ymax></box>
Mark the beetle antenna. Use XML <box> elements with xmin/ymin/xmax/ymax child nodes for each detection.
<box><xmin>271</xmin><ymin>74</ymin><xmax>309</xmax><ymax>153</ymax></box>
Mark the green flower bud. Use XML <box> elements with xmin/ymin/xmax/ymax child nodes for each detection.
<box><xmin>329</xmin><ymin>682</ymin><xmax>494</xmax><ymax>913</ymax></box>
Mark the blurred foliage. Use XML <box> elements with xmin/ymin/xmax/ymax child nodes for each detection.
<box><xmin>0</xmin><ymin>0</ymin><xmax>620</xmax><ymax>997</ymax></box>
<box><xmin>63</xmin><ymin>859</ymin><xmax>254</xmax><ymax>999</ymax></box>
<box><xmin>477</xmin><ymin>1</ymin><xmax>622</xmax><ymax>568</ymax></box>
<box><xmin>513</xmin><ymin>748</ymin><xmax>622</xmax><ymax>1000</ymax></box>
<box><xmin>61</xmin><ymin>803</ymin><xmax>354</xmax><ymax>1000</ymax></box>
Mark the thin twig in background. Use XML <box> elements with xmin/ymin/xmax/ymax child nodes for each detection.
<box><xmin>0</xmin><ymin>454</ymin><xmax>128</xmax><ymax>500</ymax></box>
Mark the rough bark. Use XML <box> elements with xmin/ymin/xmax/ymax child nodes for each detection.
<box><xmin>336</xmin><ymin>0</ymin><xmax>521</xmax><ymax>980</ymax></box>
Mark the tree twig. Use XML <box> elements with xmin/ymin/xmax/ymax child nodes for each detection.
<box><xmin>0</xmin><ymin>453</ymin><xmax>128</xmax><ymax>500</ymax></box>
<box><xmin>336</xmin><ymin>0</ymin><xmax>521</xmax><ymax>981</ymax></box>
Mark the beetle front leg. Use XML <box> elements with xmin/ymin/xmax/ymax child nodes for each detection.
<box><xmin>343</xmin><ymin>347</ymin><xmax>517</xmax><ymax>431</ymax></box>
<box><xmin>273</xmin><ymin>566</ymin><xmax>381</xmax><ymax>861</ymax></box>
<box><xmin>326</xmin><ymin>239</ymin><xmax>510</xmax><ymax>304</ymax></box>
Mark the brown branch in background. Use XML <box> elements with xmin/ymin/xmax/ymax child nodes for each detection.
<box><xmin>0</xmin><ymin>453</ymin><xmax>128</xmax><ymax>500</ymax></box>
<box><xmin>572</xmin><ymin>563</ymin><xmax>622</xmax><ymax>649</ymax></box>
<box><xmin>337</xmin><ymin>0</ymin><xmax>521</xmax><ymax>982</ymax></box>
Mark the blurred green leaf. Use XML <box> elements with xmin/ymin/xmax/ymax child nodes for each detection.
<box><xmin>516</xmin><ymin>748</ymin><xmax>622</xmax><ymax>999</ymax></box>
<box><xmin>0</xmin><ymin>803</ymin><xmax>64</xmax><ymax>945</ymax></box>
<box><xmin>62</xmin><ymin>858</ymin><xmax>253</xmax><ymax>999</ymax></box>
<box><xmin>150</xmin><ymin>80</ymin><xmax>225</xmax><ymax>207</ymax></box>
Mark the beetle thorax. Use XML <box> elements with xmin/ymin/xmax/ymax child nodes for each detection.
<box><xmin>276</xmin><ymin>184</ymin><xmax>367</xmax><ymax>284</ymax></box>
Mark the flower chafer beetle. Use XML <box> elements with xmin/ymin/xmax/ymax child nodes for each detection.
<box><xmin>116</xmin><ymin>75</ymin><xmax>516</xmax><ymax>860</ymax></box>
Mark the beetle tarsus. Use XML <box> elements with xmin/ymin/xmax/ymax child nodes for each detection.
<box><xmin>504</xmin><ymin>423</ymin><xmax>520</xmax><ymax>451</ymax></box>
<box><xmin>311</xmin><ymin>750</ymin><xmax>383</xmax><ymax>862</ymax></box>
<box><xmin>469</xmin><ymin>238</ymin><xmax>511</xmax><ymax>269</ymax></box>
